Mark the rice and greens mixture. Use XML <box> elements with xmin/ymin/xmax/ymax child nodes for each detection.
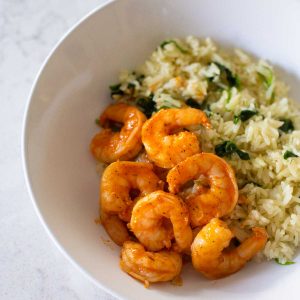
<box><xmin>108</xmin><ymin>36</ymin><xmax>300</xmax><ymax>264</ymax></box>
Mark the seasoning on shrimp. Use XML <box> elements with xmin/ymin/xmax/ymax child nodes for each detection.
<box><xmin>141</xmin><ymin>107</ymin><xmax>211</xmax><ymax>168</ymax></box>
<box><xmin>101</xmin><ymin>212</ymin><xmax>130</xmax><ymax>246</ymax></box>
<box><xmin>90</xmin><ymin>103</ymin><xmax>146</xmax><ymax>163</ymax></box>
<box><xmin>135</xmin><ymin>151</ymin><xmax>169</xmax><ymax>181</ymax></box>
<box><xmin>130</xmin><ymin>190</ymin><xmax>193</xmax><ymax>252</ymax></box>
<box><xmin>191</xmin><ymin>218</ymin><xmax>268</xmax><ymax>279</ymax></box>
<box><xmin>100</xmin><ymin>161</ymin><xmax>163</xmax><ymax>245</ymax></box>
<box><xmin>120</xmin><ymin>241</ymin><xmax>182</xmax><ymax>286</ymax></box>
<box><xmin>167</xmin><ymin>153</ymin><xmax>238</xmax><ymax>227</ymax></box>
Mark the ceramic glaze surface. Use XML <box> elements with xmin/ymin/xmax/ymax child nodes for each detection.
<box><xmin>23</xmin><ymin>0</ymin><xmax>300</xmax><ymax>299</ymax></box>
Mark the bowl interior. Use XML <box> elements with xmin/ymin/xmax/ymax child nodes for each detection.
<box><xmin>24</xmin><ymin>0</ymin><xmax>300</xmax><ymax>299</ymax></box>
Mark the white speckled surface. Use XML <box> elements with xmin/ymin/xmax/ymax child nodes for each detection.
<box><xmin>0</xmin><ymin>0</ymin><xmax>116</xmax><ymax>299</ymax></box>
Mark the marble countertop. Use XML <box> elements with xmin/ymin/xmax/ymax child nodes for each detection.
<box><xmin>0</xmin><ymin>0</ymin><xmax>116</xmax><ymax>299</ymax></box>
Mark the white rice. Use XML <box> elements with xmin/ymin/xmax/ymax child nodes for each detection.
<box><xmin>112</xmin><ymin>36</ymin><xmax>300</xmax><ymax>263</ymax></box>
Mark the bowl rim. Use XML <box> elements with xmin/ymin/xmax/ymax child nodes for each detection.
<box><xmin>21</xmin><ymin>0</ymin><xmax>300</xmax><ymax>298</ymax></box>
<box><xmin>21</xmin><ymin>0</ymin><xmax>124</xmax><ymax>299</ymax></box>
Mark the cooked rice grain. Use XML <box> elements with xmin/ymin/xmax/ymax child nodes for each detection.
<box><xmin>113</xmin><ymin>36</ymin><xmax>300</xmax><ymax>263</ymax></box>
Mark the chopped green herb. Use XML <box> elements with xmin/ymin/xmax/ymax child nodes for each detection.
<box><xmin>214</xmin><ymin>62</ymin><xmax>240</xmax><ymax>88</ymax></box>
<box><xmin>127</xmin><ymin>82</ymin><xmax>135</xmax><ymax>89</ymax></box>
<box><xmin>235</xmin><ymin>76</ymin><xmax>241</xmax><ymax>89</ymax></box>
<box><xmin>257</xmin><ymin>65</ymin><xmax>274</xmax><ymax>88</ymax></box>
<box><xmin>226</xmin><ymin>88</ymin><xmax>232</xmax><ymax>103</ymax></box>
<box><xmin>239</xmin><ymin>110</ymin><xmax>257</xmax><ymax>122</ymax></box>
<box><xmin>279</xmin><ymin>119</ymin><xmax>294</xmax><ymax>133</ymax></box>
<box><xmin>215</xmin><ymin>141</ymin><xmax>250</xmax><ymax>160</ymax></box>
<box><xmin>109</xmin><ymin>83</ymin><xmax>121</xmax><ymax>91</ymax></box>
<box><xmin>215</xmin><ymin>141</ymin><xmax>237</xmax><ymax>157</ymax></box>
<box><xmin>185</xmin><ymin>98</ymin><xmax>202</xmax><ymax>109</ymax></box>
<box><xmin>233</xmin><ymin>115</ymin><xmax>240</xmax><ymax>124</ymax></box>
<box><xmin>283</xmin><ymin>150</ymin><xmax>298</xmax><ymax>160</ymax></box>
<box><xmin>275</xmin><ymin>258</ymin><xmax>295</xmax><ymax>265</ymax></box>
<box><xmin>233</xmin><ymin>110</ymin><xmax>257</xmax><ymax>124</ymax></box>
<box><xmin>257</xmin><ymin>63</ymin><xmax>275</xmax><ymax>101</ymax></box>
<box><xmin>109</xmin><ymin>83</ymin><xmax>124</xmax><ymax>97</ymax></box>
<box><xmin>95</xmin><ymin>118</ymin><xmax>100</xmax><ymax>126</ymax></box>
<box><xmin>236</xmin><ymin>149</ymin><xmax>250</xmax><ymax>160</ymax></box>
<box><xmin>137</xmin><ymin>74</ymin><xmax>145</xmax><ymax>83</ymax></box>
<box><xmin>160</xmin><ymin>40</ymin><xmax>189</xmax><ymax>54</ymax></box>
<box><xmin>136</xmin><ymin>95</ymin><xmax>156</xmax><ymax>118</ymax></box>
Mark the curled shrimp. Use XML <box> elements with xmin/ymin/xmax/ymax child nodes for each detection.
<box><xmin>100</xmin><ymin>161</ymin><xmax>163</xmax><ymax>245</ymax></box>
<box><xmin>90</xmin><ymin>103</ymin><xmax>146</xmax><ymax>163</ymax></box>
<box><xmin>120</xmin><ymin>241</ymin><xmax>182</xmax><ymax>286</ymax></box>
<box><xmin>101</xmin><ymin>161</ymin><xmax>163</xmax><ymax>221</ymax></box>
<box><xmin>191</xmin><ymin>218</ymin><xmax>268</xmax><ymax>279</ymax></box>
<box><xmin>101</xmin><ymin>212</ymin><xmax>130</xmax><ymax>246</ymax></box>
<box><xmin>167</xmin><ymin>153</ymin><xmax>238</xmax><ymax>227</ymax></box>
<box><xmin>135</xmin><ymin>151</ymin><xmax>169</xmax><ymax>182</ymax></box>
<box><xmin>130</xmin><ymin>190</ymin><xmax>193</xmax><ymax>252</ymax></box>
<box><xmin>142</xmin><ymin>108</ymin><xmax>211</xmax><ymax>168</ymax></box>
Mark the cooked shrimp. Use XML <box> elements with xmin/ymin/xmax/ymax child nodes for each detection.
<box><xmin>191</xmin><ymin>218</ymin><xmax>268</xmax><ymax>279</ymax></box>
<box><xmin>167</xmin><ymin>153</ymin><xmax>238</xmax><ymax>227</ymax></box>
<box><xmin>135</xmin><ymin>151</ymin><xmax>169</xmax><ymax>182</ymax></box>
<box><xmin>100</xmin><ymin>162</ymin><xmax>163</xmax><ymax>246</ymax></box>
<box><xmin>101</xmin><ymin>161</ymin><xmax>163</xmax><ymax>222</ymax></box>
<box><xmin>130</xmin><ymin>191</ymin><xmax>193</xmax><ymax>252</ymax></box>
<box><xmin>100</xmin><ymin>212</ymin><xmax>130</xmax><ymax>246</ymax></box>
<box><xmin>142</xmin><ymin>108</ymin><xmax>211</xmax><ymax>168</ymax></box>
<box><xmin>120</xmin><ymin>241</ymin><xmax>182</xmax><ymax>286</ymax></box>
<box><xmin>90</xmin><ymin>103</ymin><xmax>146</xmax><ymax>163</ymax></box>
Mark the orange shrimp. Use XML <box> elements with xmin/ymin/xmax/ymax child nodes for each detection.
<box><xmin>120</xmin><ymin>241</ymin><xmax>182</xmax><ymax>286</ymax></box>
<box><xmin>90</xmin><ymin>103</ymin><xmax>146</xmax><ymax>163</ymax></box>
<box><xmin>130</xmin><ymin>191</ymin><xmax>193</xmax><ymax>252</ymax></box>
<box><xmin>142</xmin><ymin>108</ymin><xmax>211</xmax><ymax>168</ymax></box>
<box><xmin>100</xmin><ymin>161</ymin><xmax>163</xmax><ymax>246</ymax></box>
<box><xmin>167</xmin><ymin>153</ymin><xmax>238</xmax><ymax>227</ymax></box>
<box><xmin>101</xmin><ymin>212</ymin><xmax>130</xmax><ymax>246</ymax></box>
<box><xmin>191</xmin><ymin>218</ymin><xmax>268</xmax><ymax>279</ymax></box>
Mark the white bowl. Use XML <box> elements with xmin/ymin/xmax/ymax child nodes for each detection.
<box><xmin>23</xmin><ymin>0</ymin><xmax>300</xmax><ymax>299</ymax></box>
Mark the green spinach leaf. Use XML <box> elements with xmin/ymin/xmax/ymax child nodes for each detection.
<box><xmin>279</xmin><ymin>119</ymin><xmax>294</xmax><ymax>133</ymax></box>
<box><xmin>283</xmin><ymin>151</ymin><xmax>298</xmax><ymax>159</ymax></box>
<box><xmin>275</xmin><ymin>258</ymin><xmax>295</xmax><ymax>265</ymax></box>
<box><xmin>160</xmin><ymin>40</ymin><xmax>189</xmax><ymax>54</ymax></box>
<box><xmin>136</xmin><ymin>94</ymin><xmax>156</xmax><ymax>118</ymax></box>
<box><xmin>109</xmin><ymin>83</ymin><xmax>124</xmax><ymax>97</ymax></box>
<box><xmin>215</xmin><ymin>141</ymin><xmax>250</xmax><ymax>160</ymax></box>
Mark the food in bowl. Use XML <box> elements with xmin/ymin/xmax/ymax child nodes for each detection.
<box><xmin>90</xmin><ymin>36</ymin><xmax>300</xmax><ymax>286</ymax></box>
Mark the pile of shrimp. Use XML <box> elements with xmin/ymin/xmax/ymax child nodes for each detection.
<box><xmin>90</xmin><ymin>103</ymin><xmax>268</xmax><ymax>287</ymax></box>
